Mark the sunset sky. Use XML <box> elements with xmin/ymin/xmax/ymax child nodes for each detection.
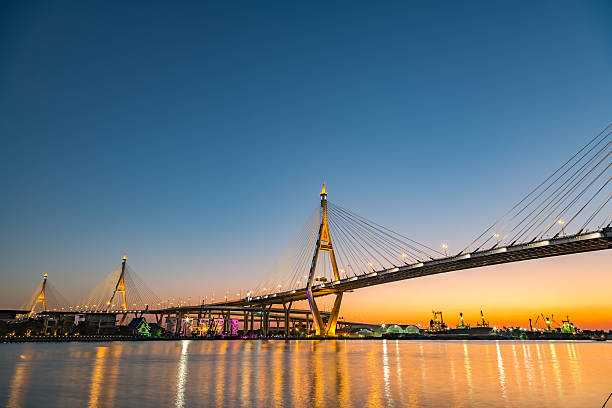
<box><xmin>1</xmin><ymin>1</ymin><xmax>611</xmax><ymax>330</ymax></box>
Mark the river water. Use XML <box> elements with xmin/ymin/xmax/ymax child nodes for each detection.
<box><xmin>1</xmin><ymin>340</ymin><xmax>610</xmax><ymax>407</ymax></box>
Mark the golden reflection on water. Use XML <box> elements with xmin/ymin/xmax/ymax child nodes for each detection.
<box><xmin>88</xmin><ymin>347</ymin><xmax>108</xmax><ymax>408</ymax></box>
<box><xmin>240</xmin><ymin>341</ymin><xmax>251</xmax><ymax>407</ymax></box>
<box><xmin>338</xmin><ymin>340</ymin><xmax>350</xmax><ymax>407</ymax></box>
<box><xmin>2</xmin><ymin>340</ymin><xmax>612</xmax><ymax>407</ymax></box>
<box><xmin>6</xmin><ymin>355</ymin><xmax>30</xmax><ymax>408</ymax></box>
<box><xmin>175</xmin><ymin>340</ymin><xmax>190</xmax><ymax>408</ymax></box>
<box><xmin>215</xmin><ymin>340</ymin><xmax>227</xmax><ymax>407</ymax></box>
<box><xmin>394</xmin><ymin>340</ymin><xmax>405</xmax><ymax>406</ymax></box>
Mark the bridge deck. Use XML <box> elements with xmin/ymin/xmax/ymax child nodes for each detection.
<box><xmin>227</xmin><ymin>228</ymin><xmax>611</xmax><ymax>306</ymax></box>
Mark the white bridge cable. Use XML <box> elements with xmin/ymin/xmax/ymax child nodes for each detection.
<box><xmin>499</xmin><ymin>139</ymin><xmax>610</xmax><ymax>246</ymax></box>
<box><xmin>558</xmin><ymin>176</ymin><xmax>611</xmax><ymax>237</ymax></box>
<box><xmin>508</xmin><ymin>147</ymin><xmax>611</xmax><ymax>244</ymax></box>
<box><xmin>578</xmin><ymin>186</ymin><xmax>612</xmax><ymax>232</ymax></box>
<box><xmin>499</xmin><ymin>140</ymin><xmax>611</xmax><ymax>246</ymax></box>
<box><xmin>538</xmin><ymin>162</ymin><xmax>611</xmax><ymax>239</ymax></box>
<box><xmin>76</xmin><ymin>263</ymin><xmax>160</xmax><ymax>311</ymax></box>
<box><xmin>123</xmin><ymin>265</ymin><xmax>161</xmax><ymax>309</ymax></box>
<box><xmin>601</xmin><ymin>208</ymin><xmax>612</xmax><ymax>228</ymax></box>
<box><xmin>328</xmin><ymin>202</ymin><xmax>443</xmax><ymax>258</ymax></box>
<box><xmin>253</xmin><ymin>207</ymin><xmax>320</xmax><ymax>296</ymax></box>
<box><xmin>461</xmin><ymin>123</ymin><xmax>612</xmax><ymax>254</ymax></box>
<box><xmin>328</xmin><ymin>215</ymin><xmax>383</xmax><ymax>275</ymax></box>
<box><xmin>78</xmin><ymin>265</ymin><xmax>122</xmax><ymax>311</ymax></box>
<box><xmin>328</xmin><ymin>204</ymin><xmax>435</xmax><ymax>262</ymax></box>
<box><xmin>327</xmin><ymin>208</ymin><xmax>391</xmax><ymax>271</ymax></box>
<box><xmin>278</xmin><ymin>208</ymin><xmax>321</xmax><ymax>293</ymax></box>
<box><xmin>463</xmin><ymin>124</ymin><xmax>611</xmax><ymax>252</ymax></box>
<box><xmin>506</xmin><ymin>146</ymin><xmax>611</xmax><ymax>245</ymax></box>
<box><xmin>328</xmin><ymin>215</ymin><xmax>378</xmax><ymax>276</ymax></box>
<box><xmin>21</xmin><ymin>278</ymin><xmax>70</xmax><ymax>312</ymax></box>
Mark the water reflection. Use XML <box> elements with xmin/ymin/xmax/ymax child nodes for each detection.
<box><xmin>89</xmin><ymin>347</ymin><xmax>108</xmax><ymax>408</ymax></box>
<box><xmin>7</xmin><ymin>355</ymin><xmax>30</xmax><ymax>408</ymax></box>
<box><xmin>382</xmin><ymin>340</ymin><xmax>392</xmax><ymax>406</ymax></box>
<box><xmin>175</xmin><ymin>340</ymin><xmax>190</xmax><ymax>408</ymax></box>
<box><xmin>495</xmin><ymin>342</ymin><xmax>507</xmax><ymax>404</ymax></box>
<box><xmin>1</xmin><ymin>340</ymin><xmax>611</xmax><ymax>408</ymax></box>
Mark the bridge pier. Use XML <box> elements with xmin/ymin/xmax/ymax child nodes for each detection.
<box><xmin>283</xmin><ymin>302</ymin><xmax>293</xmax><ymax>338</ymax></box>
<box><xmin>175</xmin><ymin>311</ymin><xmax>183</xmax><ymax>336</ymax></box>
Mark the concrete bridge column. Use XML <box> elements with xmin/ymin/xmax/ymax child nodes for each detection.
<box><xmin>175</xmin><ymin>311</ymin><xmax>183</xmax><ymax>336</ymax></box>
<box><xmin>263</xmin><ymin>305</ymin><xmax>272</xmax><ymax>337</ymax></box>
<box><xmin>283</xmin><ymin>302</ymin><xmax>293</xmax><ymax>338</ymax></box>
<box><xmin>263</xmin><ymin>310</ymin><xmax>268</xmax><ymax>337</ymax></box>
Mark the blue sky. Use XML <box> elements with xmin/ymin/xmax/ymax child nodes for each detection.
<box><xmin>1</xmin><ymin>1</ymin><xmax>611</xmax><ymax>312</ymax></box>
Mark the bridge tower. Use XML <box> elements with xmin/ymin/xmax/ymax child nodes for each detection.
<box><xmin>28</xmin><ymin>272</ymin><xmax>48</xmax><ymax>318</ymax></box>
<box><xmin>106</xmin><ymin>254</ymin><xmax>128</xmax><ymax>323</ymax></box>
<box><xmin>306</xmin><ymin>184</ymin><xmax>343</xmax><ymax>336</ymax></box>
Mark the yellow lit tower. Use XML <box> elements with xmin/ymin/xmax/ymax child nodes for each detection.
<box><xmin>306</xmin><ymin>184</ymin><xmax>343</xmax><ymax>336</ymax></box>
<box><xmin>28</xmin><ymin>272</ymin><xmax>48</xmax><ymax>318</ymax></box>
<box><xmin>106</xmin><ymin>254</ymin><xmax>128</xmax><ymax>321</ymax></box>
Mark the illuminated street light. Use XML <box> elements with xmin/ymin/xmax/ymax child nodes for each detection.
<box><xmin>441</xmin><ymin>243</ymin><xmax>448</xmax><ymax>256</ymax></box>
<box><xmin>558</xmin><ymin>219</ymin><xmax>565</xmax><ymax>236</ymax></box>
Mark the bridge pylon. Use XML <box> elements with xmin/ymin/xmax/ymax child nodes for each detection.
<box><xmin>306</xmin><ymin>184</ymin><xmax>343</xmax><ymax>336</ymax></box>
<box><xmin>28</xmin><ymin>272</ymin><xmax>48</xmax><ymax>318</ymax></box>
<box><xmin>106</xmin><ymin>253</ymin><xmax>128</xmax><ymax>324</ymax></box>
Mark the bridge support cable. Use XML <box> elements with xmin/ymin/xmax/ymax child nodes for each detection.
<box><xmin>76</xmin><ymin>254</ymin><xmax>160</xmax><ymax>316</ymax></box>
<box><xmin>326</xmin><ymin>207</ymin><xmax>391</xmax><ymax>271</ymax></box>
<box><xmin>281</xmin><ymin>216</ymin><xmax>323</xmax><ymax>294</ymax></box>
<box><xmin>330</xmin><ymin>207</ymin><xmax>403</xmax><ymax>267</ymax></box>
<box><xmin>500</xmin><ymin>140</ymin><xmax>611</xmax><ymax>245</ymax></box>
<box><xmin>329</xmin><ymin>202</ymin><xmax>443</xmax><ymax>259</ymax></box>
<box><xmin>253</xmin><ymin>207</ymin><xmax>320</xmax><ymax>296</ymax></box>
<box><xmin>328</xmin><ymin>204</ymin><xmax>434</xmax><ymax>263</ymax></box>
<box><xmin>327</xmin><ymin>215</ymin><xmax>373</xmax><ymax>277</ymax></box>
<box><xmin>601</xmin><ymin>209</ymin><xmax>612</xmax><ymax>228</ymax></box>
<box><xmin>502</xmin><ymin>146</ymin><xmax>611</xmax><ymax>245</ymax></box>
<box><xmin>507</xmin><ymin>150</ymin><xmax>612</xmax><ymax>245</ymax></box>
<box><xmin>535</xmin><ymin>159</ymin><xmax>611</xmax><ymax>239</ymax></box>
<box><xmin>325</xmin><ymin>203</ymin><xmax>440</xmax><ymax>271</ymax></box>
<box><xmin>462</xmin><ymin>124</ymin><xmax>612</xmax><ymax>253</ymax></box>
<box><xmin>22</xmin><ymin>272</ymin><xmax>70</xmax><ymax>316</ymax></box>
<box><xmin>580</xmin><ymin>191</ymin><xmax>612</xmax><ymax>231</ymax></box>
<box><xmin>560</xmin><ymin>178</ymin><xmax>611</xmax><ymax>236</ymax></box>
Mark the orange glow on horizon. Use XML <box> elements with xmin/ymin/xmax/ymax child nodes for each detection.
<box><xmin>294</xmin><ymin>250</ymin><xmax>612</xmax><ymax>331</ymax></box>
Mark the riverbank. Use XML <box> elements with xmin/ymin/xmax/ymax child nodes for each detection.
<box><xmin>2</xmin><ymin>334</ymin><xmax>608</xmax><ymax>343</ymax></box>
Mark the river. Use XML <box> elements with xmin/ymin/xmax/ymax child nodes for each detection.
<box><xmin>1</xmin><ymin>340</ymin><xmax>610</xmax><ymax>407</ymax></box>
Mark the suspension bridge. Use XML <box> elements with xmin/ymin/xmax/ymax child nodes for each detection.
<box><xmin>8</xmin><ymin>124</ymin><xmax>612</xmax><ymax>337</ymax></box>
